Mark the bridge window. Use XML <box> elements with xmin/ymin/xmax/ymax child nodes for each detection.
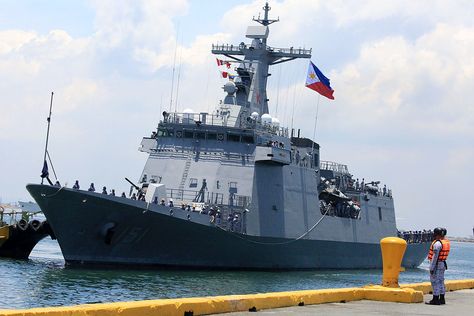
<box><xmin>207</xmin><ymin>132</ymin><xmax>217</xmax><ymax>140</ymax></box>
<box><xmin>157</xmin><ymin>129</ymin><xmax>173</xmax><ymax>137</ymax></box>
<box><xmin>242</xmin><ymin>135</ymin><xmax>255</xmax><ymax>144</ymax></box>
<box><xmin>184</xmin><ymin>130</ymin><xmax>194</xmax><ymax>138</ymax></box>
<box><xmin>189</xmin><ymin>178</ymin><xmax>198</xmax><ymax>188</ymax></box>
<box><xmin>195</xmin><ymin>131</ymin><xmax>206</xmax><ymax>139</ymax></box>
<box><xmin>229</xmin><ymin>181</ymin><xmax>237</xmax><ymax>194</ymax></box>
<box><xmin>227</xmin><ymin>133</ymin><xmax>240</xmax><ymax>142</ymax></box>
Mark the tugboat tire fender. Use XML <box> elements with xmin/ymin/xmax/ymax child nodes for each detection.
<box><xmin>29</xmin><ymin>219</ymin><xmax>42</xmax><ymax>231</ymax></box>
<box><xmin>17</xmin><ymin>219</ymin><xmax>28</xmax><ymax>231</ymax></box>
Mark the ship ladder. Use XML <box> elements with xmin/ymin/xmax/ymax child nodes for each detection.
<box><xmin>178</xmin><ymin>153</ymin><xmax>192</xmax><ymax>199</ymax></box>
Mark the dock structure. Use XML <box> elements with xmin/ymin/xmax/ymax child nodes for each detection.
<box><xmin>221</xmin><ymin>289</ymin><xmax>474</xmax><ymax>316</ymax></box>
<box><xmin>0</xmin><ymin>280</ymin><xmax>473</xmax><ymax>316</ymax></box>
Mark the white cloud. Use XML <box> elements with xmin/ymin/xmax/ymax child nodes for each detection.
<box><xmin>0</xmin><ymin>30</ymin><xmax>37</xmax><ymax>54</ymax></box>
<box><xmin>89</xmin><ymin>0</ymin><xmax>189</xmax><ymax>49</ymax></box>
<box><xmin>330</xmin><ymin>23</ymin><xmax>474</xmax><ymax>138</ymax></box>
<box><xmin>133</xmin><ymin>32</ymin><xmax>232</xmax><ymax>71</ymax></box>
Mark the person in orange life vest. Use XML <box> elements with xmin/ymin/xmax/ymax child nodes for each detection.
<box><xmin>426</xmin><ymin>227</ymin><xmax>450</xmax><ymax>305</ymax></box>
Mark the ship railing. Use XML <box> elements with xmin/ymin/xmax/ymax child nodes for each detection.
<box><xmin>162</xmin><ymin>111</ymin><xmax>242</xmax><ymax>128</ymax></box>
<box><xmin>267</xmin><ymin>46</ymin><xmax>312</xmax><ymax>56</ymax></box>
<box><xmin>212</xmin><ymin>43</ymin><xmax>245</xmax><ymax>54</ymax></box>
<box><xmin>167</xmin><ymin>189</ymin><xmax>224</xmax><ymax>205</ymax></box>
<box><xmin>211</xmin><ymin>44</ymin><xmax>312</xmax><ymax>58</ymax></box>
<box><xmin>398</xmin><ymin>230</ymin><xmax>433</xmax><ymax>244</ymax></box>
<box><xmin>151</xmin><ymin>147</ymin><xmax>255</xmax><ymax>164</ymax></box>
<box><xmin>164</xmin><ymin>189</ymin><xmax>250</xmax><ymax>234</ymax></box>
<box><xmin>320</xmin><ymin>160</ymin><xmax>350</xmax><ymax>175</ymax></box>
<box><xmin>165</xmin><ymin>189</ymin><xmax>250</xmax><ymax>209</ymax></box>
<box><xmin>254</xmin><ymin>124</ymin><xmax>289</xmax><ymax>137</ymax></box>
<box><xmin>161</xmin><ymin>112</ymin><xmax>289</xmax><ymax>137</ymax></box>
<box><xmin>212</xmin><ymin>206</ymin><xmax>247</xmax><ymax>234</ymax></box>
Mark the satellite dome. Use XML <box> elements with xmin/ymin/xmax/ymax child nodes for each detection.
<box><xmin>251</xmin><ymin>112</ymin><xmax>259</xmax><ymax>120</ymax></box>
<box><xmin>223</xmin><ymin>81</ymin><xmax>237</xmax><ymax>94</ymax></box>
<box><xmin>271</xmin><ymin>117</ymin><xmax>280</xmax><ymax>127</ymax></box>
<box><xmin>261</xmin><ymin>113</ymin><xmax>272</xmax><ymax>125</ymax></box>
<box><xmin>183</xmin><ymin>108</ymin><xmax>194</xmax><ymax>114</ymax></box>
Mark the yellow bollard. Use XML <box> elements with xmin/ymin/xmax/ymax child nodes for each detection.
<box><xmin>380</xmin><ymin>237</ymin><xmax>407</xmax><ymax>287</ymax></box>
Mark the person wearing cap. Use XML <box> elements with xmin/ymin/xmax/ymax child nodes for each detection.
<box><xmin>88</xmin><ymin>183</ymin><xmax>95</xmax><ymax>192</ymax></box>
<box><xmin>73</xmin><ymin>180</ymin><xmax>80</xmax><ymax>190</ymax></box>
<box><xmin>426</xmin><ymin>227</ymin><xmax>450</xmax><ymax>305</ymax></box>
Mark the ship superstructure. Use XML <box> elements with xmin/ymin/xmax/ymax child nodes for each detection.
<box><xmin>26</xmin><ymin>3</ymin><xmax>430</xmax><ymax>269</ymax></box>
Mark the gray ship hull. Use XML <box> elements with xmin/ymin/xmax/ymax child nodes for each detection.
<box><xmin>27</xmin><ymin>184</ymin><xmax>429</xmax><ymax>269</ymax></box>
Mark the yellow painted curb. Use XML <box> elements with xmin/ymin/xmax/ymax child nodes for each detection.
<box><xmin>1</xmin><ymin>279</ymin><xmax>473</xmax><ymax>316</ymax></box>
<box><xmin>400</xmin><ymin>279</ymin><xmax>474</xmax><ymax>294</ymax></box>
<box><xmin>362</xmin><ymin>285</ymin><xmax>423</xmax><ymax>303</ymax></box>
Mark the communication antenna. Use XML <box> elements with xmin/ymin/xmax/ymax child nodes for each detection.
<box><xmin>169</xmin><ymin>22</ymin><xmax>180</xmax><ymax>111</ymax></box>
<box><xmin>174</xmin><ymin>46</ymin><xmax>183</xmax><ymax>112</ymax></box>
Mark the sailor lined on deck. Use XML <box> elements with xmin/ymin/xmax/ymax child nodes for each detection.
<box><xmin>88</xmin><ymin>183</ymin><xmax>95</xmax><ymax>192</ymax></box>
<box><xmin>73</xmin><ymin>180</ymin><xmax>80</xmax><ymax>190</ymax></box>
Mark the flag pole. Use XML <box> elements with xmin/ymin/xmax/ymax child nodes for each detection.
<box><xmin>312</xmin><ymin>94</ymin><xmax>320</xmax><ymax>141</ymax></box>
<box><xmin>311</xmin><ymin>94</ymin><xmax>321</xmax><ymax>168</ymax></box>
<box><xmin>41</xmin><ymin>92</ymin><xmax>54</xmax><ymax>184</ymax></box>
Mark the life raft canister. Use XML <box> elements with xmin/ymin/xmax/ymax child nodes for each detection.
<box><xmin>428</xmin><ymin>239</ymin><xmax>450</xmax><ymax>261</ymax></box>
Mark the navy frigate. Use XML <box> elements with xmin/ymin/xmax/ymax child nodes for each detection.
<box><xmin>27</xmin><ymin>3</ymin><xmax>430</xmax><ymax>269</ymax></box>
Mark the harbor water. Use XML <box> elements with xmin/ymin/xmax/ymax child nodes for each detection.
<box><xmin>1</xmin><ymin>239</ymin><xmax>473</xmax><ymax>309</ymax></box>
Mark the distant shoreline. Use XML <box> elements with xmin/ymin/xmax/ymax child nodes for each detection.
<box><xmin>449</xmin><ymin>237</ymin><xmax>474</xmax><ymax>243</ymax></box>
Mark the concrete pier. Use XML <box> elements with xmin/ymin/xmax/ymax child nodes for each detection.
<box><xmin>219</xmin><ymin>289</ymin><xmax>474</xmax><ymax>315</ymax></box>
<box><xmin>0</xmin><ymin>280</ymin><xmax>473</xmax><ymax>316</ymax></box>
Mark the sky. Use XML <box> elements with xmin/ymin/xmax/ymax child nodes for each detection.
<box><xmin>0</xmin><ymin>0</ymin><xmax>473</xmax><ymax>237</ymax></box>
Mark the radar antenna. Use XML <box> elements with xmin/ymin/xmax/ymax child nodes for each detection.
<box><xmin>253</xmin><ymin>2</ymin><xmax>279</xmax><ymax>26</ymax></box>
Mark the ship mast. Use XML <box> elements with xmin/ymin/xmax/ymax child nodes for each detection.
<box><xmin>211</xmin><ymin>2</ymin><xmax>311</xmax><ymax>116</ymax></box>
<box><xmin>253</xmin><ymin>2</ymin><xmax>279</xmax><ymax>46</ymax></box>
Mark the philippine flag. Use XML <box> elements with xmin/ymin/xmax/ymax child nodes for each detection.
<box><xmin>305</xmin><ymin>61</ymin><xmax>334</xmax><ymax>100</ymax></box>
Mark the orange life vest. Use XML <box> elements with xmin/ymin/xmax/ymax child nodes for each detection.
<box><xmin>428</xmin><ymin>239</ymin><xmax>450</xmax><ymax>261</ymax></box>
